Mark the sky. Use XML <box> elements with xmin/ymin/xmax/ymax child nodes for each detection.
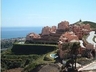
<box><xmin>1</xmin><ymin>0</ymin><xmax>96</xmax><ymax>27</ymax></box>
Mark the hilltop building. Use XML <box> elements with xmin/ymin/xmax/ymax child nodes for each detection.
<box><xmin>41</xmin><ymin>26</ymin><xmax>56</xmax><ymax>36</ymax></box>
<box><xmin>26</xmin><ymin>20</ymin><xmax>91</xmax><ymax>44</ymax></box>
<box><xmin>71</xmin><ymin>24</ymin><xmax>90</xmax><ymax>39</ymax></box>
<box><xmin>25</xmin><ymin>20</ymin><xmax>94</xmax><ymax>59</ymax></box>
<box><xmin>58</xmin><ymin>21</ymin><xmax>69</xmax><ymax>30</ymax></box>
<box><xmin>26</xmin><ymin>32</ymin><xmax>41</xmax><ymax>41</ymax></box>
<box><xmin>58</xmin><ymin>31</ymin><xmax>79</xmax><ymax>59</ymax></box>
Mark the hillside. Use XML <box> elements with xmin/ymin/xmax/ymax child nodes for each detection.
<box><xmin>82</xmin><ymin>21</ymin><xmax>96</xmax><ymax>29</ymax></box>
<box><xmin>74</xmin><ymin>20</ymin><xmax>96</xmax><ymax>29</ymax></box>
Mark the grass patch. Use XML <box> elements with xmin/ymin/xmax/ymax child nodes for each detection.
<box><xmin>1</xmin><ymin>48</ymin><xmax>13</xmax><ymax>55</ymax></box>
<box><xmin>22</xmin><ymin>50</ymin><xmax>58</xmax><ymax>72</ymax></box>
<box><xmin>44</xmin><ymin>50</ymin><xmax>58</xmax><ymax>62</ymax></box>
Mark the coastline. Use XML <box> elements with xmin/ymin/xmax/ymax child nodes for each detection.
<box><xmin>1</xmin><ymin>27</ymin><xmax>42</xmax><ymax>39</ymax></box>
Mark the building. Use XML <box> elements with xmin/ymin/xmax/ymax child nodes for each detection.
<box><xmin>58</xmin><ymin>31</ymin><xmax>79</xmax><ymax>59</ymax></box>
<box><xmin>26</xmin><ymin>32</ymin><xmax>41</xmax><ymax>41</ymax></box>
<box><xmin>71</xmin><ymin>24</ymin><xmax>90</xmax><ymax>39</ymax></box>
<box><xmin>58</xmin><ymin>21</ymin><xmax>69</xmax><ymax>30</ymax></box>
<box><xmin>41</xmin><ymin>26</ymin><xmax>51</xmax><ymax>36</ymax></box>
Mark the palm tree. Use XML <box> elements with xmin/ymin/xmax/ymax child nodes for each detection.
<box><xmin>70</xmin><ymin>42</ymin><xmax>80</xmax><ymax>69</ymax></box>
<box><xmin>70</xmin><ymin>42</ymin><xmax>80</xmax><ymax>55</ymax></box>
<box><xmin>62</xmin><ymin>42</ymin><xmax>69</xmax><ymax>51</ymax></box>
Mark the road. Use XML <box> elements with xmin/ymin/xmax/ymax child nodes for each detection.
<box><xmin>86</xmin><ymin>31</ymin><xmax>96</xmax><ymax>49</ymax></box>
<box><xmin>78</xmin><ymin>60</ymin><xmax>96</xmax><ymax>71</ymax></box>
<box><xmin>86</xmin><ymin>31</ymin><xmax>95</xmax><ymax>44</ymax></box>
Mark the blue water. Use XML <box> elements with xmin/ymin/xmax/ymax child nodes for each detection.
<box><xmin>1</xmin><ymin>27</ymin><xmax>43</xmax><ymax>39</ymax></box>
<box><xmin>50</xmin><ymin>54</ymin><xmax>58</xmax><ymax>58</ymax></box>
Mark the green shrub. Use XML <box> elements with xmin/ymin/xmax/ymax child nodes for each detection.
<box><xmin>1</xmin><ymin>54</ymin><xmax>41</xmax><ymax>71</ymax></box>
<box><xmin>82</xmin><ymin>21</ymin><xmax>96</xmax><ymax>29</ymax></box>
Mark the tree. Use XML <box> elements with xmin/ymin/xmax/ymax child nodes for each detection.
<box><xmin>70</xmin><ymin>42</ymin><xmax>80</xmax><ymax>55</ymax></box>
<box><xmin>70</xmin><ymin>42</ymin><xmax>80</xmax><ymax>69</ymax></box>
<box><xmin>79</xmin><ymin>19</ymin><xmax>82</xmax><ymax>22</ymax></box>
<box><xmin>62</xmin><ymin>42</ymin><xmax>69</xmax><ymax>51</ymax></box>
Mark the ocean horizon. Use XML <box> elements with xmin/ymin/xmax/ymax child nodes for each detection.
<box><xmin>1</xmin><ymin>27</ymin><xmax>43</xmax><ymax>39</ymax></box>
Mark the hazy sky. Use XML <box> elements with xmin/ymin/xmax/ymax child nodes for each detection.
<box><xmin>2</xmin><ymin>0</ymin><xmax>96</xmax><ymax>27</ymax></box>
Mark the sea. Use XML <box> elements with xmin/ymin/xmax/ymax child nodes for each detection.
<box><xmin>1</xmin><ymin>27</ymin><xmax>43</xmax><ymax>39</ymax></box>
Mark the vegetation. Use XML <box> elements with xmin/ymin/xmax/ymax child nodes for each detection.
<box><xmin>61</xmin><ymin>42</ymin><xmax>80</xmax><ymax>59</ymax></box>
<box><xmin>1</xmin><ymin>43</ymin><xmax>58</xmax><ymax>72</ymax></box>
<box><xmin>44</xmin><ymin>50</ymin><xmax>58</xmax><ymax>62</ymax></box>
<box><xmin>1</xmin><ymin>53</ymin><xmax>41</xmax><ymax>72</ymax></box>
<box><xmin>1</xmin><ymin>37</ymin><xmax>25</xmax><ymax>49</ymax></box>
<box><xmin>12</xmin><ymin>44</ymin><xmax>57</xmax><ymax>55</ymax></box>
<box><xmin>1</xmin><ymin>40</ymin><xmax>13</xmax><ymax>49</ymax></box>
<box><xmin>93</xmin><ymin>36</ymin><xmax>96</xmax><ymax>43</ymax></box>
<box><xmin>62</xmin><ymin>42</ymin><xmax>80</xmax><ymax>54</ymax></box>
<box><xmin>1</xmin><ymin>48</ymin><xmax>13</xmax><ymax>55</ymax></box>
<box><xmin>71</xmin><ymin>42</ymin><xmax>80</xmax><ymax>54</ymax></box>
<box><xmin>74</xmin><ymin>20</ymin><xmax>96</xmax><ymax>29</ymax></box>
<box><xmin>82</xmin><ymin>21</ymin><xmax>96</xmax><ymax>29</ymax></box>
<box><xmin>25</xmin><ymin>40</ymin><xmax>58</xmax><ymax>45</ymax></box>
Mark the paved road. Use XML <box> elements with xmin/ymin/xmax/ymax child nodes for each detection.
<box><xmin>86</xmin><ymin>31</ymin><xmax>95</xmax><ymax>45</ymax></box>
<box><xmin>78</xmin><ymin>61</ymin><xmax>96</xmax><ymax>71</ymax></box>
